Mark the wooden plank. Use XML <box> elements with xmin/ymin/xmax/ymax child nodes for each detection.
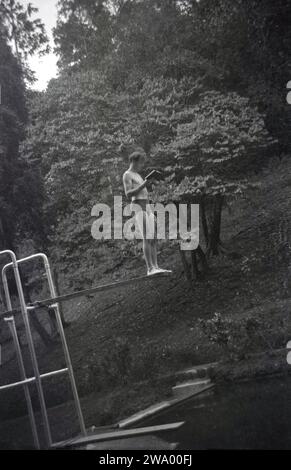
<box><xmin>52</xmin><ymin>421</ymin><xmax>184</xmax><ymax>449</ymax></box>
<box><xmin>0</xmin><ymin>272</ymin><xmax>172</xmax><ymax>319</ymax></box>
<box><xmin>119</xmin><ymin>384</ymin><xmax>215</xmax><ymax>429</ymax></box>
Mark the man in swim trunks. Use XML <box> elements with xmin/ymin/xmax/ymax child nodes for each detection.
<box><xmin>123</xmin><ymin>151</ymin><xmax>172</xmax><ymax>276</ymax></box>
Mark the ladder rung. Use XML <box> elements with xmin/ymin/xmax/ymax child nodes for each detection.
<box><xmin>0</xmin><ymin>377</ymin><xmax>35</xmax><ymax>391</ymax></box>
<box><xmin>41</xmin><ymin>367</ymin><xmax>68</xmax><ymax>380</ymax></box>
<box><xmin>0</xmin><ymin>367</ymin><xmax>68</xmax><ymax>392</ymax></box>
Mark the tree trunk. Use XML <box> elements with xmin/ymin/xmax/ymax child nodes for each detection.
<box><xmin>179</xmin><ymin>249</ymin><xmax>192</xmax><ymax>288</ymax></box>
<box><xmin>191</xmin><ymin>250</ymin><xmax>199</xmax><ymax>279</ymax></box>
<box><xmin>181</xmin><ymin>244</ymin><xmax>208</xmax><ymax>285</ymax></box>
<box><xmin>207</xmin><ymin>195</ymin><xmax>224</xmax><ymax>256</ymax></box>
<box><xmin>200</xmin><ymin>197</ymin><xmax>209</xmax><ymax>246</ymax></box>
<box><xmin>196</xmin><ymin>245</ymin><xmax>209</xmax><ymax>272</ymax></box>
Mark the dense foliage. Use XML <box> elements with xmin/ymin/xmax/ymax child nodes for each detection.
<box><xmin>0</xmin><ymin>2</ymin><xmax>49</xmax><ymax>252</ymax></box>
<box><xmin>23</xmin><ymin>71</ymin><xmax>275</xmax><ymax>284</ymax></box>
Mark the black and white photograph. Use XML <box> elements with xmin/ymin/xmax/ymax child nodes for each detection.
<box><xmin>0</xmin><ymin>0</ymin><xmax>290</xmax><ymax>454</ymax></box>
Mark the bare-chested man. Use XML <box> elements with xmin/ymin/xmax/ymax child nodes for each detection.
<box><xmin>123</xmin><ymin>151</ymin><xmax>171</xmax><ymax>276</ymax></box>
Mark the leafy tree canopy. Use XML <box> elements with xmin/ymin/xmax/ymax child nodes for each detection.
<box><xmin>0</xmin><ymin>0</ymin><xmax>50</xmax><ymax>62</ymax></box>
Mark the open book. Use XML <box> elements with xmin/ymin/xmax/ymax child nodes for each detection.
<box><xmin>145</xmin><ymin>169</ymin><xmax>162</xmax><ymax>180</ymax></box>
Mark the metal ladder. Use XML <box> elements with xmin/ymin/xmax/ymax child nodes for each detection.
<box><xmin>0</xmin><ymin>250</ymin><xmax>86</xmax><ymax>449</ymax></box>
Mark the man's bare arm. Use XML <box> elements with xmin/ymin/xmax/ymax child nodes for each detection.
<box><xmin>123</xmin><ymin>173</ymin><xmax>147</xmax><ymax>198</ymax></box>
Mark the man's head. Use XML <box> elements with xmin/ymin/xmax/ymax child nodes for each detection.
<box><xmin>129</xmin><ymin>150</ymin><xmax>145</xmax><ymax>172</ymax></box>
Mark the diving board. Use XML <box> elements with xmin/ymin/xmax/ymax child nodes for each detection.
<box><xmin>0</xmin><ymin>271</ymin><xmax>172</xmax><ymax>318</ymax></box>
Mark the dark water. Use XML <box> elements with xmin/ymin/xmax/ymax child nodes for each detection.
<box><xmin>145</xmin><ymin>375</ymin><xmax>291</xmax><ymax>449</ymax></box>
<box><xmin>1</xmin><ymin>374</ymin><xmax>291</xmax><ymax>449</ymax></box>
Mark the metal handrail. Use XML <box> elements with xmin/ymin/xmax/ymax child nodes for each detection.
<box><xmin>1</xmin><ymin>253</ymin><xmax>86</xmax><ymax>442</ymax></box>
<box><xmin>0</xmin><ymin>250</ymin><xmax>51</xmax><ymax>447</ymax></box>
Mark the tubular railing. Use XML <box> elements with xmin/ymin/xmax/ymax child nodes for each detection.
<box><xmin>0</xmin><ymin>251</ymin><xmax>86</xmax><ymax>448</ymax></box>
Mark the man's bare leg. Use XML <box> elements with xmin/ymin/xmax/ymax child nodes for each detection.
<box><xmin>150</xmin><ymin>239</ymin><xmax>158</xmax><ymax>269</ymax></box>
<box><xmin>143</xmin><ymin>239</ymin><xmax>155</xmax><ymax>274</ymax></box>
<box><xmin>143</xmin><ymin>212</ymin><xmax>172</xmax><ymax>275</ymax></box>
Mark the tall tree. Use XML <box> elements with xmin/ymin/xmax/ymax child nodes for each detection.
<box><xmin>0</xmin><ymin>31</ymin><xmax>26</xmax><ymax>250</ymax></box>
<box><xmin>53</xmin><ymin>0</ymin><xmax>290</xmax><ymax>148</ymax></box>
<box><xmin>0</xmin><ymin>0</ymin><xmax>49</xmax><ymax>62</ymax></box>
<box><xmin>54</xmin><ymin>0</ymin><xmax>113</xmax><ymax>71</ymax></box>
<box><xmin>0</xmin><ymin>2</ymin><xmax>49</xmax><ymax>251</ymax></box>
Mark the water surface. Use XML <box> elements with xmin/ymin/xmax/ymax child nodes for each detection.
<box><xmin>146</xmin><ymin>375</ymin><xmax>291</xmax><ymax>449</ymax></box>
